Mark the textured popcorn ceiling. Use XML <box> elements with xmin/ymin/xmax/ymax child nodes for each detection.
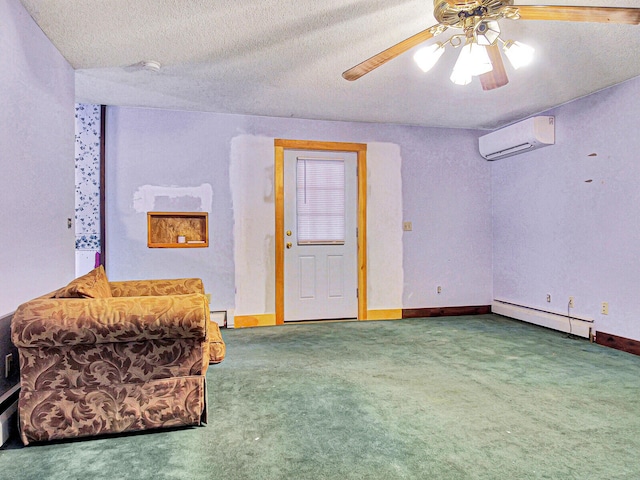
<box><xmin>19</xmin><ymin>0</ymin><xmax>640</xmax><ymax>129</ymax></box>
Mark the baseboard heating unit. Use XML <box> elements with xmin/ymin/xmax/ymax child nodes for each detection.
<box><xmin>493</xmin><ymin>300</ymin><xmax>594</xmax><ymax>339</ymax></box>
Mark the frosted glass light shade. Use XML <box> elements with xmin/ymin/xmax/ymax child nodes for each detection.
<box><xmin>451</xmin><ymin>43</ymin><xmax>471</xmax><ymax>85</ymax></box>
<box><xmin>468</xmin><ymin>43</ymin><xmax>493</xmax><ymax>76</ymax></box>
<box><xmin>475</xmin><ymin>20</ymin><xmax>500</xmax><ymax>46</ymax></box>
<box><xmin>450</xmin><ymin>68</ymin><xmax>472</xmax><ymax>85</ymax></box>
<box><xmin>450</xmin><ymin>42</ymin><xmax>493</xmax><ymax>85</ymax></box>
<box><xmin>503</xmin><ymin>41</ymin><xmax>535</xmax><ymax>69</ymax></box>
<box><xmin>413</xmin><ymin>43</ymin><xmax>445</xmax><ymax>73</ymax></box>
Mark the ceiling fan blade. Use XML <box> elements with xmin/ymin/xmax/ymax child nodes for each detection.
<box><xmin>480</xmin><ymin>44</ymin><xmax>509</xmax><ymax>91</ymax></box>
<box><xmin>342</xmin><ymin>24</ymin><xmax>447</xmax><ymax>81</ymax></box>
<box><xmin>515</xmin><ymin>6</ymin><xmax>640</xmax><ymax>25</ymax></box>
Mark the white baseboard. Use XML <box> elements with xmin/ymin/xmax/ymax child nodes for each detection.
<box><xmin>493</xmin><ymin>300</ymin><xmax>593</xmax><ymax>339</ymax></box>
<box><xmin>210</xmin><ymin>311</ymin><xmax>226</xmax><ymax>327</ymax></box>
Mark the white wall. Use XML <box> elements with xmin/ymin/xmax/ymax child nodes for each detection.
<box><xmin>0</xmin><ymin>0</ymin><xmax>75</xmax><ymax>316</ymax></box>
<box><xmin>492</xmin><ymin>76</ymin><xmax>640</xmax><ymax>341</ymax></box>
<box><xmin>106</xmin><ymin>107</ymin><xmax>493</xmax><ymax>316</ymax></box>
<box><xmin>367</xmin><ymin>142</ymin><xmax>404</xmax><ymax>310</ymax></box>
<box><xmin>229</xmin><ymin>135</ymin><xmax>277</xmax><ymax>316</ymax></box>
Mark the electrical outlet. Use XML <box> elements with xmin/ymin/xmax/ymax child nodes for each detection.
<box><xmin>5</xmin><ymin>353</ymin><xmax>12</xmax><ymax>378</ymax></box>
<box><xmin>437</xmin><ymin>286</ymin><xmax>442</xmax><ymax>294</ymax></box>
<box><xmin>403</xmin><ymin>221</ymin><xmax>412</xmax><ymax>231</ymax></box>
<box><xmin>601</xmin><ymin>302</ymin><xmax>609</xmax><ymax>315</ymax></box>
<box><xmin>569</xmin><ymin>297</ymin><xmax>575</xmax><ymax>308</ymax></box>
<box><xmin>205</xmin><ymin>293</ymin><xmax>212</xmax><ymax>304</ymax></box>
<box><xmin>546</xmin><ymin>294</ymin><xmax>551</xmax><ymax>303</ymax></box>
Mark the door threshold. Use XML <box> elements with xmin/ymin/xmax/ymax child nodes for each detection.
<box><xmin>284</xmin><ymin>318</ymin><xmax>358</xmax><ymax>325</ymax></box>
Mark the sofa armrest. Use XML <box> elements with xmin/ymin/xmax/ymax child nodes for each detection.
<box><xmin>12</xmin><ymin>293</ymin><xmax>209</xmax><ymax>348</ymax></box>
<box><xmin>109</xmin><ymin>278</ymin><xmax>204</xmax><ymax>297</ymax></box>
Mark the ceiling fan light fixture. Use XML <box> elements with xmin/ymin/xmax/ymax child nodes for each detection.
<box><xmin>449</xmin><ymin>42</ymin><xmax>493</xmax><ymax>85</ymax></box>
<box><xmin>502</xmin><ymin>40</ymin><xmax>535</xmax><ymax>70</ymax></box>
<box><xmin>451</xmin><ymin>43</ymin><xmax>472</xmax><ymax>84</ymax></box>
<box><xmin>450</xmin><ymin>42</ymin><xmax>492</xmax><ymax>85</ymax></box>
<box><xmin>450</xmin><ymin>68</ymin><xmax>472</xmax><ymax>86</ymax></box>
<box><xmin>465</xmin><ymin>42</ymin><xmax>493</xmax><ymax>75</ymax></box>
<box><xmin>342</xmin><ymin>0</ymin><xmax>640</xmax><ymax>91</ymax></box>
<box><xmin>475</xmin><ymin>20</ymin><xmax>500</xmax><ymax>46</ymax></box>
<box><xmin>414</xmin><ymin>43</ymin><xmax>446</xmax><ymax>72</ymax></box>
<box><xmin>469</xmin><ymin>44</ymin><xmax>493</xmax><ymax>76</ymax></box>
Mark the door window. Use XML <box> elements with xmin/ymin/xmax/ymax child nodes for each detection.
<box><xmin>296</xmin><ymin>157</ymin><xmax>345</xmax><ymax>245</ymax></box>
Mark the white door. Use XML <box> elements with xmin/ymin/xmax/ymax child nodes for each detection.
<box><xmin>284</xmin><ymin>149</ymin><xmax>358</xmax><ymax>321</ymax></box>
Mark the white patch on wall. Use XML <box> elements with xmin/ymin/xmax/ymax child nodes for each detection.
<box><xmin>367</xmin><ymin>142</ymin><xmax>404</xmax><ymax>310</ymax></box>
<box><xmin>132</xmin><ymin>184</ymin><xmax>213</xmax><ymax>213</ymax></box>
<box><xmin>229</xmin><ymin>136</ymin><xmax>404</xmax><ymax>318</ymax></box>
<box><xmin>75</xmin><ymin>250</ymin><xmax>98</xmax><ymax>278</ymax></box>
<box><xmin>230</xmin><ymin>135</ymin><xmax>275</xmax><ymax>316</ymax></box>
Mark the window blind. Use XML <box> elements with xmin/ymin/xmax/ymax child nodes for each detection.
<box><xmin>296</xmin><ymin>158</ymin><xmax>345</xmax><ymax>244</ymax></box>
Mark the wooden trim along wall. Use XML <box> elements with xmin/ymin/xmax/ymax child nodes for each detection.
<box><xmin>274</xmin><ymin>139</ymin><xmax>367</xmax><ymax>325</ymax></box>
<box><xmin>367</xmin><ymin>309</ymin><xmax>403</xmax><ymax>321</ymax></box>
<box><xmin>234</xmin><ymin>307</ymin><xmax>492</xmax><ymax>328</ymax></box>
<box><xmin>274</xmin><ymin>144</ymin><xmax>285</xmax><ymax>325</ymax></box>
<box><xmin>234</xmin><ymin>314</ymin><xmax>277</xmax><ymax>329</ymax></box>
<box><xmin>357</xmin><ymin>148</ymin><xmax>367</xmax><ymax>321</ymax></box>
<box><xmin>99</xmin><ymin>105</ymin><xmax>106</xmax><ymax>268</ymax></box>
<box><xmin>596</xmin><ymin>331</ymin><xmax>640</xmax><ymax>357</ymax></box>
<box><xmin>402</xmin><ymin>305</ymin><xmax>492</xmax><ymax>318</ymax></box>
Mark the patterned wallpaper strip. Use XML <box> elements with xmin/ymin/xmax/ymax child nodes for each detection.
<box><xmin>74</xmin><ymin>104</ymin><xmax>101</xmax><ymax>250</ymax></box>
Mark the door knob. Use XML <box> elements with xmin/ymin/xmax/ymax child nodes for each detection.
<box><xmin>286</xmin><ymin>242</ymin><xmax>292</xmax><ymax>249</ymax></box>
<box><xmin>286</xmin><ymin>230</ymin><xmax>292</xmax><ymax>236</ymax></box>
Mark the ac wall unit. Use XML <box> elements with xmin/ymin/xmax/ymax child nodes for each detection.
<box><xmin>479</xmin><ymin>116</ymin><xmax>555</xmax><ymax>161</ymax></box>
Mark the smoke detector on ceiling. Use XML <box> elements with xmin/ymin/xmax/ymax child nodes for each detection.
<box><xmin>142</xmin><ymin>60</ymin><xmax>161</xmax><ymax>72</ymax></box>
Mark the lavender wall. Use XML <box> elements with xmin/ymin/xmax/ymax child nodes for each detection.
<box><xmin>492</xmin><ymin>76</ymin><xmax>640</xmax><ymax>341</ymax></box>
<box><xmin>401</xmin><ymin>126</ymin><xmax>492</xmax><ymax>308</ymax></box>
<box><xmin>106</xmin><ymin>108</ymin><xmax>235</xmax><ymax>309</ymax></box>
<box><xmin>0</xmin><ymin>0</ymin><xmax>75</xmax><ymax>401</ymax></box>
<box><xmin>0</xmin><ymin>0</ymin><xmax>75</xmax><ymax>316</ymax></box>
<box><xmin>105</xmin><ymin>107</ymin><xmax>492</xmax><ymax>314</ymax></box>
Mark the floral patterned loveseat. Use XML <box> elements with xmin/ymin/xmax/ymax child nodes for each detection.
<box><xmin>11</xmin><ymin>266</ymin><xmax>225</xmax><ymax>445</ymax></box>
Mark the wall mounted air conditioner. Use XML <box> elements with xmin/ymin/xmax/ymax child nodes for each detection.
<box><xmin>479</xmin><ymin>116</ymin><xmax>555</xmax><ymax>161</ymax></box>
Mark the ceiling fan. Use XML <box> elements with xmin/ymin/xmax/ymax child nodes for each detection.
<box><xmin>342</xmin><ymin>1</ymin><xmax>640</xmax><ymax>90</ymax></box>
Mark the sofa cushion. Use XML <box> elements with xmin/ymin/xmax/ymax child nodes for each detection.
<box><xmin>12</xmin><ymin>293</ymin><xmax>208</xmax><ymax>348</ymax></box>
<box><xmin>109</xmin><ymin>278</ymin><xmax>204</xmax><ymax>297</ymax></box>
<box><xmin>55</xmin><ymin>265</ymin><xmax>112</xmax><ymax>299</ymax></box>
<box><xmin>209</xmin><ymin>322</ymin><xmax>226</xmax><ymax>364</ymax></box>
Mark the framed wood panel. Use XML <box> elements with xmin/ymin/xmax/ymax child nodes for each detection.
<box><xmin>147</xmin><ymin>212</ymin><xmax>208</xmax><ymax>248</ymax></box>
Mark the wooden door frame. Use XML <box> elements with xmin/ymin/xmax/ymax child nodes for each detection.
<box><xmin>275</xmin><ymin>139</ymin><xmax>367</xmax><ymax>325</ymax></box>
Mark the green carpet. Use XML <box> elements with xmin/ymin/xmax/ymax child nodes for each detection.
<box><xmin>2</xmin><ymin>314</ymin><xmax>640</xmax><ymax>479</ymax></box>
